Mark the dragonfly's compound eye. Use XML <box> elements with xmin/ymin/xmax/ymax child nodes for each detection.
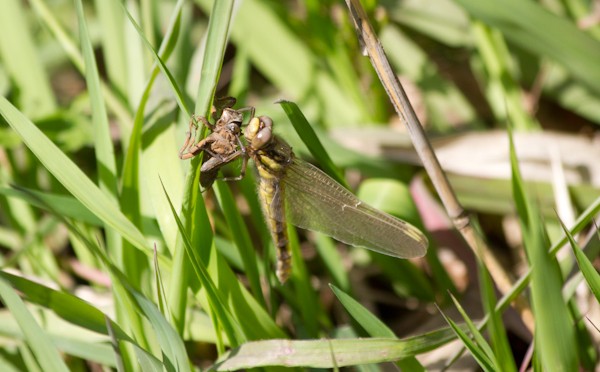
<box><xmin>245</xmin><ymin>117</ymin><xmax>261</xmax><ymax>139</ymax></box>
<box><xmin>252</xmin><ymin>116</ymin><xmax>273</xmax><ymax>149</ymax></box>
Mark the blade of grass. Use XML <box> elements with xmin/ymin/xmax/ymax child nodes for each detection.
<box><xmin>161</xmin><ymin>180</ymin><xmax>245</xmax><ymax>348</ymax></box>
<box><xmin>330</xmin><ymin>284</ymin><xmax>430</xmax><ymax>370</ymax></box>
<box><xmin>136</xmin><ymin>9</ymin><xmax>187</xmax><ymax>252</ymax></box>
<box><xmin>287</xmin><ymin>225</ymin><xmax>320</xmax><ymax>338</ymax></box>
<box><xmin>0</xmin><ymin>97</ymin><xmax>156</xmax><ymax>263</ymax></box>
<box><xmin>213</xmin><ymin>181</ymin><xmax>265</xmax><ymax>307</ymax></box>
<box><xmin>471</xmin><ymin>21</ymin><xmax>538</xmax><ymax>130</ymax></box>
<box><xmin>559</xmin><ymin>219</ymin><xmax>600</xmax><ymax>303</ymax></box>
<box><xmin>0</xmin><ymin>278</ymin><xmax>69</xmax><ymax>372</ymax></box>
<box><xmin>0</xmin><ymin>187</ymin><xmax>102</xmax><ymax>226</ymax></box>
<box><xmin>314</xmin><ymin>234</ymin><xmax>350</xmax><ymax>291</ymax></box>
<box><xmin>28</xmin><ymin>0</ymin><xmax>133</xmax><ymax>134</ymax></box>
<box><xmin>93</xmin><ymin>0</ymin><xmax>127</xmax><ymax>97</ymax></box>
<box><xmin>454</xmin><ymin>0</ymin><xmax>600</xmax><ymax>95</ymax></box>
<box><xmin>508</xmin><ymin>127</ymin><xmax>578</xmax><ymax>371</ymax></box>
<box><xmin>439</xmin><ymin>306</ymin><xmax>496</xmax><ymax>372</ymax></box>
<box><xmin>213</xmin><ymin>326</ymin><xmax>464</xmax><ymax>371</ymax></box>
<box><xmin>169</xmin><ymin>0</ymin><xmax>234</xmax><ymax>334</ymax></box>
<box><xmin>0</xmin><ymin>271</ymin><xmax>130</xmax><ymax>340</ymax></box>
<box><xmin>74</xmin><ymin>0</ymin><xmax>127</xmax><ymax>293</ymax></box>
<box><xmin>0</xmin><ymin>0</ymin><xmax>56</xmax><ymax>118</ymax></box>
<box><xmin>278</xmin><ymin>100</ymin><xmax>348</xmax><ymax>188</ymax></box>
<box><xmin>478</xmin><ymin>261</ymin><xmax>517</xmax><ymax>372</ymax></box>
<box><xmin>123</xmin><ymin>1</ymin><xmax>147</xmax><ymax>107</ymax></box>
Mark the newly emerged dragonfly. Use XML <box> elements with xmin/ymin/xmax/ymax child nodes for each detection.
<box><xmin>179</xmin><ymin>97</ymin><xmax>254</xmax><ymax>189</ymax></box>
<box><xmin>243</xmin><ymin>116</ymin><xmax>428</xmax><ymax>283</ymax></box>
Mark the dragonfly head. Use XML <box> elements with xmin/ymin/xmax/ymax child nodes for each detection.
<box><xmin>245</xmin><ymin>116</ymin><xmax>273</xmax><ymax>150</ymax></box>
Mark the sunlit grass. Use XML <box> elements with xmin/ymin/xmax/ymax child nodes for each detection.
<box><xmin>0</xmin><ymin>0</ymin><xmax>598</xmax><ymax>370</ymax></box>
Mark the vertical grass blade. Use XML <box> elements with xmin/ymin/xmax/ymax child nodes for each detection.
<box><xmin>171</xmin><ymin>0</ymin><xmax>233</xmax><ymax>334</ymax></box>
<box><xmin>509</xmin><ymin>129</ymin><xmax>578</xmax><ymax>371</ymax></box>
<box><xmin>478</xmin><ymin>261</ymin><xmax>516</xmax><ymax>372</ymax></box>
<box><xmin>0</xmin><ymin>0</ymin><xmax>56</xmax><ymax>118</ymax></box>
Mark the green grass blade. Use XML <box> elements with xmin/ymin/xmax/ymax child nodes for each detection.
<box><xmin>330</xmin><ymin>284</ymin><xmax>427</xmax><ymax>370</ymax></box>
<box><xmin>213</xmin><ymin>182</ymin><xmax>265</xmax><ymax>306</ymax></box>
<box><xmin>287</xmin><ymin>225</ymin><xmax>320</xmax><ymax>337</ymax></box>
<box><xmin>0</xmin><ymin>97</ymin><xmax>153</xmax><ymax>259</ymax></box>
<box><xmin>439</xmin><ymin>309</ymin><xmax>495</xmax><ymax>372</ymax></box>
<box><xmin>478</xmin><ymin>262</ymin><xmax>516</xmax><ymax>372</ymax></box>
<box><xmin>449</xmin><ymin>294</ymin><xmax>498</xmax><ymax>368</ymax></box>
<box><xmin>508</xmin><ymin>128</ymin><xmax>579</xmax><ymax>371</ymax></box>
<box><xmin>314</xmin><ymin>234</ymin><xmax>350</xmax><ymax>291</ymax></box>
<box><xmin>0</xmin><ymin>278</ymin><xmax>69</xmax><ymax>372</ymax></box>
<box><xmin>278</xmin><ymin>100</ymin><xmax>348</xmax><ymax>188</ymax></box>
<box><xmin>75</xmin><ymin>0</ymin><xmax>119</xmax><ymax>202</ymax></box>
<box><xmin>74</xmin><ymin>0</ymin><xmax>126</xmax><ymax>285</ymax></box>
<box><xmin>0</xmin><ymin>187</ymin><xmax>102</xmax><ymax>226</ymax></box>
<box><xmin>559</xmin><ymin>219</ymin><xmax>600</xmax><ymax>303</ymax></box>
<box><xmin>123</xmin><ymin>1</ymin><xmax>148</xmax><ymax>107</ymax></box>
<box><xmin>212</xmin><ymin>330</ymin><xmax>461</xmax><ymax>370</ymax></box>
<box><xmin>129</xmin><ymin>286</ymin><xmax>191</xmax><ymax>372</ymax></box>
<box><xmin>161</xmin><ymin>180</ymin><xmax>245</xmax><ymax>347</ymax></box>
<box><xmin>118</xmin><ymin>0</ymin><xmax>192</xmax><ymax>117</ymax></box>
<box><xmin>168</xmin><ymin>0</ymin><xmax>235</xmax><ymax>334</ymax></box>
<box><xmin>0</xmin><ymin>271</ymin><xmax>130</xmax><ymax>340</ymax></box>
<box><xmin>455</xmin><ymin>0</ymin><xmax>600</xmax><ymax>96</ymax></box>
<box><xmin>471</xmin><ymin>21</ymin><xmax>538</xmax><ymax>130</ymax></box>
<box><xmin>330</xmin><ymin>284</ymin><xmax>395</xmax><ymax>338</ymax></box>
<box><xmin>93</xmin><ymin>0</ymin><xmax>127</xmax><ymax>97</ymax></box>
<box><xmin>0</xmin><ymin>0</ymin><xmax>56</xmax><ymax>118</ymax></box>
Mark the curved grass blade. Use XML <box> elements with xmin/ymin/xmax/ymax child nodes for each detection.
<box><xmin>0</xmin><ymin>278</ymin><xmax>69</xmax><ymax>372</ymax></box>
<box><xmin>278</xmin><ymin>100</ymin><xmax>348</xmax><ymax>188</ymax></box>
<box><xmin>330</xmin><ymin>284</ymin><xmax>425</xmax><ymax>370</ymax></box>
<box><xmin>160</xmin><ymin>180</ymin><xmax>245</xmax><ymax>347</ymax></box>
<box><xmin>559</xmin><ymin>218</ymin><xmax>600</xmax><ymax>303</ymax></box>
<box><xmin>0</xmin><ymin>97</ymin><xmax>153</xmax><ymax>261</ymax></box>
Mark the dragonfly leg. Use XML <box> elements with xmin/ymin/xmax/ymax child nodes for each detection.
<box><xmin>236</xmin><ymin>106</ymin><xmax>255</xmax><ymax>123</ymax></box>
<box><xmin>179</xmin><ymin>115</ymin><xmax>216</xmax><ymax>159</ymax></box>
<box><xmin>180</xmin><ymin>136</ymin><xmax>216</xmax><ymax>160</ymax></box>
<box><xmin>214</xmin><ymin>151</ymin><xmax>248</xmax><ymax>182</ymax></box>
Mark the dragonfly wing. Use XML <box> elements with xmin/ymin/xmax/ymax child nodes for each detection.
<box><xmin>282</xmin><ymin>158</ymin><xmax>428</xmax><ymax>258</ymax></box>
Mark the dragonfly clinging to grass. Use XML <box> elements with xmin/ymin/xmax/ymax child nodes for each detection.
<box><xmin>180</xmin><ymin>105</ymin><xmax>428</xmax><ymax>283</ymax></box>
<box><xmin>242</xmin><ymin>115</ymin><xmax>428</xmax><ymax>282</ymax></box>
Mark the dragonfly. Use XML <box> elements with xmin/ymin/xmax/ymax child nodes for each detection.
<box><xmin>242</xmin><ymin>115</ymin><xmax>428</xmax><ymax>283</ymax></box>
<box><xmin>179</xmin><ymin>97</ymin><xmax>254</xmax><ymax>189</ymax></box>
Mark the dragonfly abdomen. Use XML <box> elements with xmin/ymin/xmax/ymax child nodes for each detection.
<box><xmin>257</xmin><ymin>164</ymin><xmax>291</xmax><ymax>283</ymax></box>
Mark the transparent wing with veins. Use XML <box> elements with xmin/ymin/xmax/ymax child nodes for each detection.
<box><xmin>280</xmin><ymin>158</ymin><xmax>428</xmax><ymax>258</ymax></box>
